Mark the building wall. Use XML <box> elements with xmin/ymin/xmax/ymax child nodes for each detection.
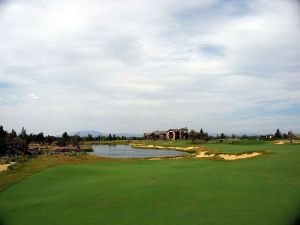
<box><xmin>167</xmin><ymin>131</ymin><xmax>176</xmax><ymax>140</ymax></box>
<box><xmin>145</xmin><ymin>128</ymin><xmax>189</xmax><ymax>140</ymax></box>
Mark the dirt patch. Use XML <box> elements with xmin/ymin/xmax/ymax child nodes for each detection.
<box><xmin>0</xmin><ymin>162</ymin><xmax>15</xmax><ymax>172</ymax></box>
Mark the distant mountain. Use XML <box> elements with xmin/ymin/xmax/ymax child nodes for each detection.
<box><xmin>207</xmin><ymin>132</ymin><xmax>263</xmax><ymax>137</ymax></box>
<box><xmin>70</xmin><ymin>130</ymin><xmax>102</xmax><ymax>137</ymax></box>
<box><xmin>71</xmin><ymin>130</ymin><xmax>142</xmax><ymax>137</ymax></box>
<box><xmin>112</xmin><ymin>133</ymin><xmax>142</xmax><ymax>137</ymax></box>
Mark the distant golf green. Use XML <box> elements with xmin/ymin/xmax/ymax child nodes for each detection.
<box><xmin>1</xmin><ymin>142</ymin><xmax>300</xmax><ymax>225</ymax></box>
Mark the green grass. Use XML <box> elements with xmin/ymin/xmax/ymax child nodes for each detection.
<box><xmin>0</xmin><ymin>143</ymin><xmax>300</xmax><ymax>225</ymax></box>
<box><xmin>200</xmin><ymin>142</ymin><xmax>273</xmax><ymax>154</ymax></box>
<box><xmin>0</xmin><ymin>155</ymin><xmax>122</xmax><ymax>192</ymax></box>
<box><xmin>130</xmin><ymin>139</ymin><xmax>273</xmax><ymax>154</ymax></box>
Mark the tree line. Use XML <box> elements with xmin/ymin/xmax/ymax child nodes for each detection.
<box><xmin>0</xmin><ymin>125</ymin><xmax>137</xmax><ymax>156</ymax></box>
<box><xmin>0</xmin><ymin>126</ymin><xmax>29</xmax><ymax>156</ymax></box>
<box><xmin>214</xmin><ymin>128</ymin><xmax>295</xmax><ymax>142</ymax></box>
<box><xmin>189</xmin><ymin>128</ymin><xmax>209</xmax><ymax>141</ymax></box>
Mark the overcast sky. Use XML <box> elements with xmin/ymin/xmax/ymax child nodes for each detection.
<box><xmin>0</xmin><ymin>0</ymin><xmax>300</xmax><ymax>135</ymax></box>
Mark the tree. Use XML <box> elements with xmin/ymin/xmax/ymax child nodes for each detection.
<box><xmin>71</xmin><ymin>135</ymin><xmax>81</xmax><ymax>150</ymax></box>
<box><xmin>57</xmin><ymin>132</ymin><xmax>70</xmax><ymax>146</ymax></box>
<box><xmin>282</xmin><ymin>133</ymin><xmax>288</xmax><ymax>139</ymax></box>
<box><xmin>45</xmin><ymin>135</ymin><xmax>55</xmax><ymax>145</ymax></box>
<box><xmin>36</xmin><ymin>132</ymin><xmax>45</xmax><ymax>144</ymax></box>
<box><xmin>274</xmin><ymin>129</ymin><xmax>282</xmax><ymax>139</ymax></box>
<box><xmin>189</xmin><ymin>130</ymin><xmax>197</xmax><ymax>140</ymax></box>
<box><xmin>0</xmin><ymin>125</ymin><xmax>29</xmax><ymax>155</ymax></box>
<box><xmin>0</xmin><ymin>126</ymin><xmax>7</xmax><ymax>155</ymax></box>
<box><xmin>87</xmin><ymin>134</ymin><xmax>93</xmax><ymax>141</ymax></box>
<box><xmin>197</xmin><ymin>128</ymin><xmax>208</xmax><ymax>140</ymax></box>
<box><xmin>19</xmin><ymin>127</ymin><xmax>28</xmax><ymax>143</ymax></box>
<box><xmin>10</xmin><ymin>129</ymin><xmax>17</xmax><ymax>138</ymax></box>
<box><xmin>7</xmin><ymin>137</ymin><xmax>28</xmax><ymax>155</ymax></box>
<box><xmin>0</xmin><ymin>126</ymin><xmax>7</xmax><ymax>139</ymax></box>
<box><xmin>219</xmin><ymin>133</ymin><xmax>226</xmax><ymax>139</ymax></box>
<box><xmin>288</xmin><ymin>130</ymin><xmax>294</xmax><ymax>144</ymax></box>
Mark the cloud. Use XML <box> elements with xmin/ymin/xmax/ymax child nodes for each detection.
<box><xmin>30</xmin><ymin>94</ymin><xmax>39</xmax><ymax>101</ymax></box>
<box><xmin>199</xmin><ymin>44</ymin><xmax>225</xmax><ymax>57</ymax></box>
<box><xmin>0</xmin><ymin>0</ymin><xmax>299</xmax><ymax>135</ymax></box>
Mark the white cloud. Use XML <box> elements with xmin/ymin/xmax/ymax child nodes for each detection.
<box><xmin>0</xmin><ymin>0</ymin><xmax>299</xmax><ymax>135</ymax></box>
<box><xmin>29</xmin><ymin>94</ymin><xmax>39</xmax><ymax>101</ymax></box>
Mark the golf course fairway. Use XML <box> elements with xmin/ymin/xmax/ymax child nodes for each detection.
<box><xmin>0</xmin><ymin>143</ymin><xmax>300</xmax><ymax>225</ymax></box>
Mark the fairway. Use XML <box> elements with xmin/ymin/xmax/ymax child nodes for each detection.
<box><xmin>1</xmin><ymin>143</ymin><xmax>300</xmax><ymax>225</ymax></box>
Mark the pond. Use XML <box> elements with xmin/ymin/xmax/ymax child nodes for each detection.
<box><xmin>90</xmin><ymin>145</ymin><xmax>188</xmax><ymax>158</ymax></box>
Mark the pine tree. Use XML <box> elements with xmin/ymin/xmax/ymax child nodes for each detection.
<box><xmin>274</xmin><ymin>129</ymin><xmax>282</xmax><ymax>139</ymax></box>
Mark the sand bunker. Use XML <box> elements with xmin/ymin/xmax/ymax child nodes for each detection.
<box><xmin>218</xmin><ymin>152</ymin><xmax>262</xmax><ymax>160</ymax></box>
<box><xmin>0</xmin><ymin>162</ymin><xmax>15</xmax><ymax>172</ymax></box>
<box><xmin>134</xmin><ymin>144</ymin><xmax>262</xmax><ymax>161</ymax></box>
<box><xmin>170</xmin><ymin>156</ymin><xmax>185</xmax><ymax>160</ymax></box>
<box><xmin>196</xmin><ymin>151</ymin><xmax>215</xmax><ymax>158</ymax></box>
<box><xmin>196</xmin><ymin>151</ymin><xmax>262</xmax><ymax>160</ymax></box>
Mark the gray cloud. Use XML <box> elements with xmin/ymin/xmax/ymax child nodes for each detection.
<box><xmin>0</xmin><ymin>0</ymin><xmax>299</xmax><ymax>135</ymax></box>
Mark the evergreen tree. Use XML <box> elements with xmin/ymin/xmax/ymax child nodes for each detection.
<box><xmin>71</xmin><ymin>135</ymin><xmax>81</xmax><ymax>149</ymax></box>
<box><xmin>0</xmin><ymin>126</ymin><xmax>7</xmax><ymax>155</ymax></box>
<box><xmin>87</xmin><ymin>134</ymin><xmax>93</xmax><ymax>141</ymax></box>
<box><xmin>189</xmin><ymin>130</ymin><xmax>197</xmax><ymax>140</ymax></box>
<box><xmin>58</xmin><ymin>132</ymin><xmax>70</xmax><ymax>146</ymax></box>
<box><xmin>19</xmin><ymin>127</ymin><xmax>28</xmax><ymax>143</ymax></box>
<box><xmin>288</xmin><ymin>130</ymin><xmax>294</xmax><ymax>144</ymax></box>
<box><xmin>36</xmin><ymin>132</ymin><xmax>44</xmax><ymax>144</ymax></box>
<box><xmin>199</xmin><ymin>129</ymin><xmax>204</xmax><ymax>139</ymax></box>
<box><xmin>220</xmin><ymin>133</ymin><xmax>226</xmax><ymax>139</ymax></box>
<box><xmin>282</xmin><ymin>133</ymin><xmax>288</xmax><ymax>139</ymax></box>
<box><xmin>11</xmin><ymin>129</ymin><xmax>17</xmax><ymax>138</ymax></box>
<box><xmin>274</xmin><ymin>129</ymin><xmax>282</xmax><ymax>139</ymax></box>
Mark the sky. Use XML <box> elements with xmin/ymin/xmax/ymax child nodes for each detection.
<box><xmin>0</xmin><ymin>0</ymin><xmax>300</xmax><ymax>135</ymax></box>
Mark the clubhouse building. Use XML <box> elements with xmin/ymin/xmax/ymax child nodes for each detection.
<box><xmin>144</xmin><ymin>128</ymin><xmax>189</xmax><ymax>140</ymax></box>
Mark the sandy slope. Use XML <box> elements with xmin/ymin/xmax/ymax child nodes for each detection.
<box><xmin>0</xmin><ymin>162</ymin><xmax>15</xmax><ymax>172</ymax></box>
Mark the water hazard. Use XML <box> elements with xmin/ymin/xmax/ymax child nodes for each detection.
<box><xmin>90</xmin><ymin>145</ymin><xmax>187</xmax><ymax>158</ymax></box>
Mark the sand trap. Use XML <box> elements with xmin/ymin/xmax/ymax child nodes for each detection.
<box><xmin>195</xmin><ymin>151</ymin><xmax>262</xmax><ymax>160</ymax></box>
<box><xmin>0</xmin><ymin>162</ymin><xmax>15</xmax><ymax>172</ymax></box>
<box><xmin>275</xmin><ymin>141</ymin><xmax>285</xmax><ymax>145</ymax></box>
<box><xmin>134</xmin><ymin>144</ymin><xmax>263</xmax><ymax>161</ymax></box>
<box><xmin>196</xmin><ymin>151</ymin><xmax>215</xmax><ymax>158</ymax></box>
<box><xmin>218</xmin><ymin>152</ymin><xmax>262</xmax><ymax>160</ymax></box>
<box><xmin>170</xmin><ymin>156</ymin><xmax>184</xmax><ymax>160</ymax></box>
